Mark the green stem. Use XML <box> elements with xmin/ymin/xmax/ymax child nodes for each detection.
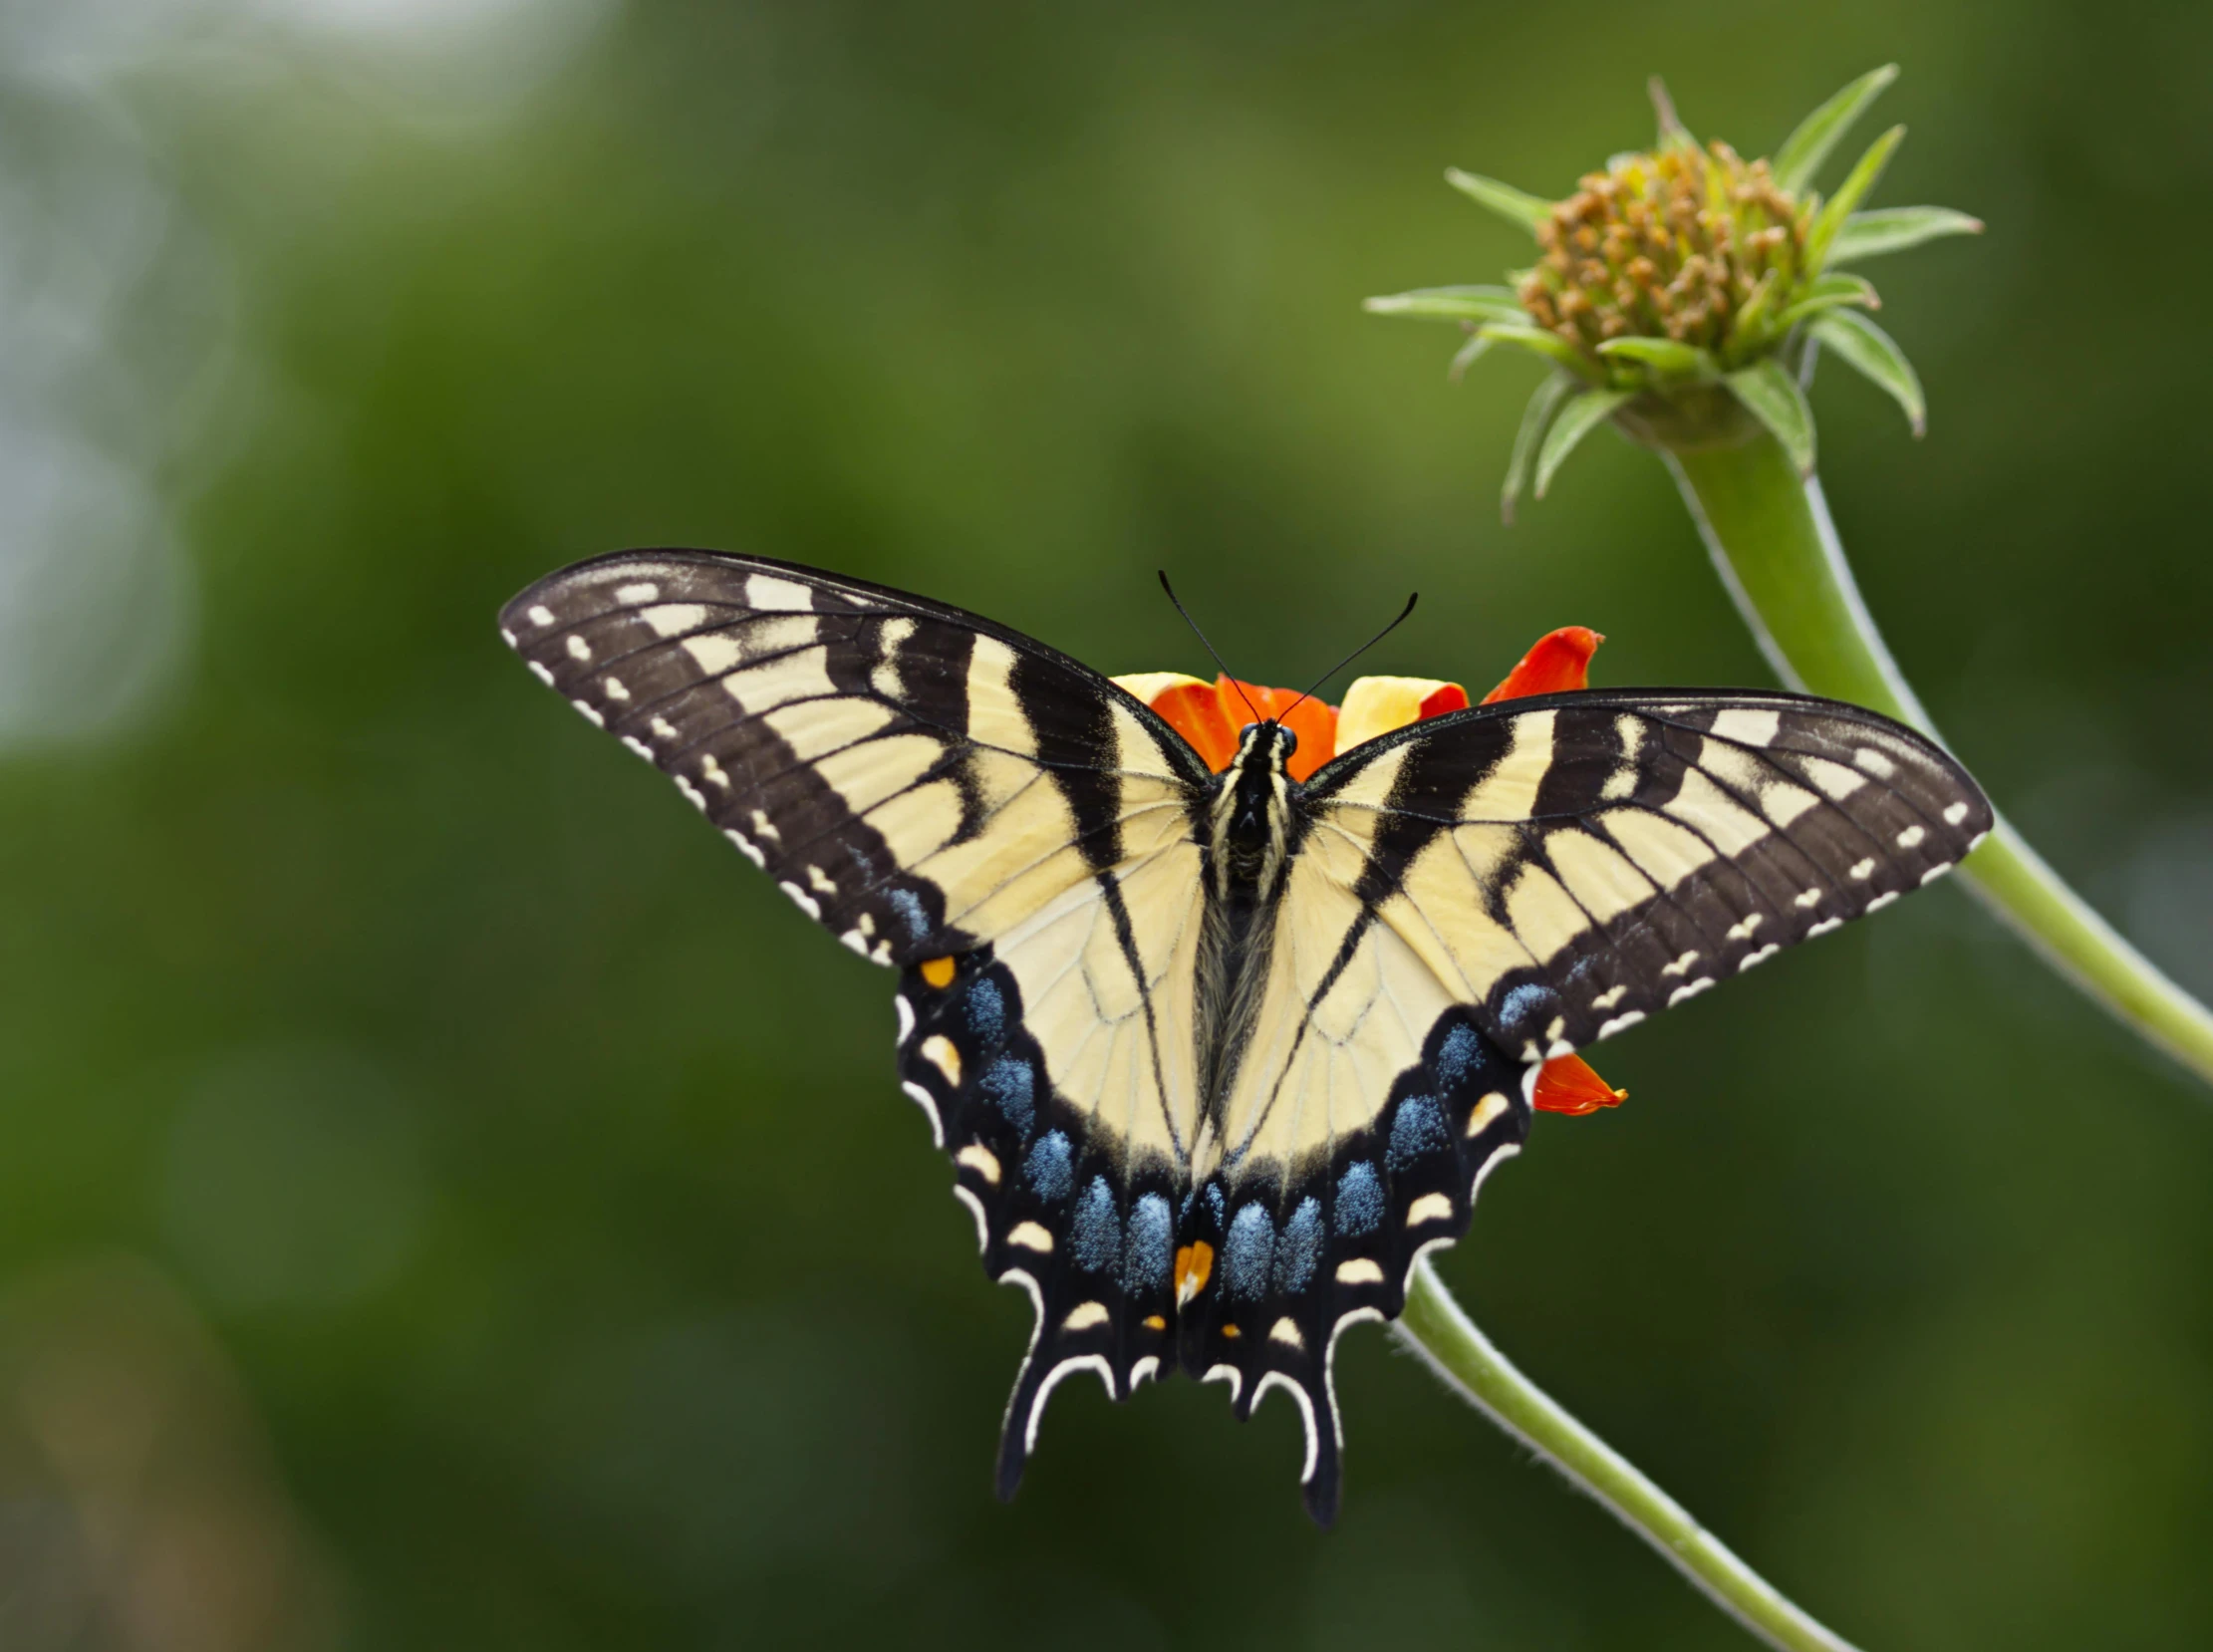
<box><xmin>1663</xmin><ymin>430</ymin><xmax>2213</xmax><ymax>1088</ymax></box>
<box><xmin>1394</xmin><ymin>1259</ymin><xmax>1863</xmax><ymax>1652</ymax></box>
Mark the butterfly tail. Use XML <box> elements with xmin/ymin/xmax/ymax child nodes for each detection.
<box><xmin>991</xmin><ymin>1332</ymin><xmax>1121</xmax><ymax>1504</ymax></box>
<box><xmin>1301</xmin><ymin>1414</ymin><xmax>1344</xmax><ymax>1528</ymax></box>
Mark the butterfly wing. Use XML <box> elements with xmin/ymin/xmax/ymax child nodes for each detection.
<box><xmin>502</xmin><ymin>550</ymin><xmax>1216</xmax><ymax>1490</ymax></box>
<box><xmin>1307</xmin><ymin>688</ymin><xmax>1993</xmax><ymax>1056</ymax></box>
<box><xmin>1178</xmin><ymin>688</ymin><xmax>1990</xmax><ymax>1524</ymax></box>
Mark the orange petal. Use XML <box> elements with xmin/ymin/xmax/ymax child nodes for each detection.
<box><xmin>1531</xmin><ymin>1052</ymin><xmax>1628</xmax><ymax>1116</ymax></box>
<box><xmin>1156</xmin><ymin>680</ymin><xmax>1242</xmax><ymax>772</ymax></box>
<box><xmin>1216</xmin><ymin>679</ymin><xmax>1338</xmax><ymax>781</ymax></box>
<box><xmin>1337</xmin><ymin>676</ymin><xmax>1471</xmax><ymax>751</ymax></box>
<box><xmin>1482</xmin><ymin>627</ymin><xmax>1605</xmax><ymax>704</ymax></box>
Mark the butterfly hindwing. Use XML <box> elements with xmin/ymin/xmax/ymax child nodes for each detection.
<box><xmin>1304</xmin><ymin>689</ymin><xmax>1993</xmax><ymax>1062</ymax></box>
<box><xmin>894</xmin><ymin>943</ymin><xmax>1188</xmax><ymax>1502</ymax></box>
<box><xmin>1175</xmin><ymin>1007</ymin><xmax>1531</xmax><ymax>1524</ymax></box>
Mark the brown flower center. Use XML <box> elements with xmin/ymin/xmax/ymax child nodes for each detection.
<box><xmin>1519</xmin><ymin>140</ymin><xmax>1808</xmax><ymax>366</ymax></box>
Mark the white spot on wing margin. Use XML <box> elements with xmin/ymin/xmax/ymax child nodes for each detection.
<box><xmin>900</xmin><ymin>1081</ymin><xmax>943</xmax><ymax>1147</ymax></box>
<box><xmin>1024</xmin><ymin>1356</ymin><xmax>1118</xmax><ymax>1456</ymax></box>
<box><xmin>1251</xmin><ymin>1370</ymin><xmax>1320</xmax><ymax>1485</ymax></box>
<box><xmin>951</xmin><ymin>1185</ymin><xmax>989</xmax><ymax>1251</ymax></box>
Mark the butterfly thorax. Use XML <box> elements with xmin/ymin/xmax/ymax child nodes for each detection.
<box><xmin>1208</xmin><ymin>720</ymin><xmax>1297</xmax><ymax>901</ymax></box>
<box><xmin>1195</xmin><ymin>721</ymin><xmax>1300</xmax><ymax>1130</ymax></box>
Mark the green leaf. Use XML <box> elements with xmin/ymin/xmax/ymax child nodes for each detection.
<box><xmin>1478</xmin><ymin>322</ymin><xmax>1596</xmax><ymax>378</ymax></box>
<box><xmin>1362</xmin><ymin>285</ymin><xmax>1526</xmax><ymax>324</ymax></box>
<box><xmin>1446</xmin><ymin>168</ymin><xmax>1551</xmax><ymax>233</ymax></box>
<box><xmin>1534</xmin><ymin>389</ymin><xmax>1633</xmax><ymax>498</ymax></box>
<box><xmin>1725</xmin><ymin>359</ymin><xmax>1817</xmax><ymax>474</ymax></box>
<box><xmin>1775</xmin><ymin>271</ymin><xmax>1880</xmax><ymax>329</ymax></box>
<box><xmin>1647</xmin><ymin>76</ymin><xmax>1696</xmax><ymax>148</ymax></box>
<box><xmin>1502</xmin><ymin>374</ymin><xmax>1572</xmax><ymax>524</ymax></box>
<box><xmin>1806</xmin><ymin>126</ymin><xmax>1905</xmax><ymax>270</ymax></box>
<box><xmin>1731</xmin><ymin>269</ymin><xmax>1784</xmax><ymax>344</ymax></box>
<box><xmin>1809</xmin><ymin>309</ymin><xmax>1926</xmax><ymax>435</ymax></box>
<box><xmin>1828</xmin><ymin>205</ymin><xmax>1984</xmax><ymax>263</ymax></box>
<box><xmin>1448</xmin><ymin>330</ymin><xmax>1494</xmax><ymax>382</ymax></box>
<box><xmin>1773</xmin><ymin>65</ymin><xmax>1898</xmax><ymax>194</ymax></box>
<box><xmin>1595</xmin><ymin>336</ymin><xmax>1717</xmax><ymax>379</ymax></box>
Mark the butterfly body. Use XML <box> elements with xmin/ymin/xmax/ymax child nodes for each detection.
<box><xmin>1196</xmin><ymin>721</ymin><xmax>1298</xmax><ymax>1142</ymax></box>
<box><xmin>502</xmin><ymin>549</ymin><xmax>1992</xmax><ymax>1525</ymax></box>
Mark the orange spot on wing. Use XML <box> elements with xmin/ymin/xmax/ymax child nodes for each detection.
<box><xmin>1142</xmin><ymin>1314</ymin><xmax>1167</xmax><ymax>1331</ymax></box>
<box><xmin>1220</xmin><ymin>1323</ymin><xmax>1242</xmax><ymax>1339</ymax></box>
<box><xmin>1532</xmin><ymin>1052</ymin><xmax>1629</xmax><ymax>1116</ymax></box>
<box><xmin>1482</xmin><ymin>627</ymin><xmax>1605</xmax><ymax>704</ymax></box>
<box><xmin>920</xmin><ymin>956</ymin><xmax>957</xmax><ymax>988</ymax></box>
<box><xmin>1174</xmin><ymin>1239</ymin><xmax>1215</xmax><ymax>1304</ymax></box>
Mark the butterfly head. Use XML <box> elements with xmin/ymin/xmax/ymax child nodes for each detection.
<box><xmin>1232</xmin><ymin>716</ymin><xmax>1299</xmax><ymax>772</ymax></box>
<box><xmin>1215</xmin><ymin>720</ymin><xmax>1299</xmax><ymax>888</ymax></box>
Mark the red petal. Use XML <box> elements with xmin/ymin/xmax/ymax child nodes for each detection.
<box><xmin>1482</xmin><ymin>627</ymin><xmax>1605</xmax><ymax>704</ymax></box>
<box><xmin>1531</xmin><ymin>1053</ymin><xmax>1628</xmax><ymax>1116</ymax></box>
<box><xmin>1417</xmin><ymin>681</ymin><xmax>1471</xmax><ymax>719</ymax></box>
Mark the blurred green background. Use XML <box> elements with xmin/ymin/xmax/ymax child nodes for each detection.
<box><xmin>2</xmin><ymin>1</ymin><xmax>2210</xmax><ymax>1647</ymax></box>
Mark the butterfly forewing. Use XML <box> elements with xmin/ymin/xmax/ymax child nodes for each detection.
<box><xmin>501</xmin><ymin>551</ymin><xmax>1214</xmax><ymax>964</ymax></box>
<box><xmin>1302</xmin><ymin>689</ymin><xmax>1994</xmax><ymax>1062</ymax></box>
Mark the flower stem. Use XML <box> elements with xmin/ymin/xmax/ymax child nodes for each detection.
<box><xmin>1393</xmin><ymin>1258</ymin><xmax>1863</xmax><ymax>1652</ymax></box>
<box><xmin>1661</xmin><ymin>429</ymin><xmax>2213</xmax><ymax>1088</ymax></box>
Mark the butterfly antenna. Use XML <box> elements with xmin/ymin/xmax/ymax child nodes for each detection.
<box><xmin>1158</xmin><ymin>570</ymin><xmax>1262</xmax><ymax>723</ymax></box>
<box><xmin>1278</xmin><ymin>591</ymin><xmax>1420</xmax><ymax>723</ymax></box>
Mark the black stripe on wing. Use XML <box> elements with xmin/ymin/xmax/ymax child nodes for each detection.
<box><xmin>500</xmin><ymin>550</ymin><xmax>1213</xmax><ymax>967</ymax></box>
<box><xmin>1305</xmin><ymin>688</ymin><xmax>1993</xmax><ymax>1062</ymax></box>
<box><xmin>1172</xmin><ymin>1008</ymin><xmax>1531</xmax><ymax>1526</ymax></box>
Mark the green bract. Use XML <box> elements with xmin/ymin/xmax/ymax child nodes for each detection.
<box><xmin>1365</xmin><ymin>67</ymin><xmax>1980</xmax><ymax>518</ymax></box>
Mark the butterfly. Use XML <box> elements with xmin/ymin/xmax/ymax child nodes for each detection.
<box><xmin>501</xmin><ymin>549</ymin><xmax>1991</xmax><ymax>1524</ymax></box>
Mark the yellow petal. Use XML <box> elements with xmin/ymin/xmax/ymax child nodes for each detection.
<box><xmin>1110</xmin><ymin>672</ymin><xmax>1211</xmax><ymax>703</ymax></box>
<box><xmin>1337</xmin><ymin>676</ymin><xmax>1470</xmax><ymax>751</ymax></box>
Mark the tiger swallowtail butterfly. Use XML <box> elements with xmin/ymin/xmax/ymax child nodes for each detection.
<box><xmin>501</xmin><ymin>549</ymin><xmax>1990</xmax><ymax>1524</ymax></box>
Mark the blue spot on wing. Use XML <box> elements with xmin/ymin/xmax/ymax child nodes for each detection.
<box><xmin>1125</xmin><ymin>1194</ymin><xmax>1172</xmax><ymax>1291</ymax></box>
<box><xmin>1069</xmin><ymin>1177</ymin><xmax>1120</xmax><ymax>1275</ymax></box>
<box><xmin>1023</xmin><ymin>1130</ymin><xmax>1072</xmax><ymax>1202</ymax></box>
<box><xmin>980</xmin><ymin>1057</ymin><xmax>1034</xmax><ymax>1137</ymax></box>
<box><xmin>1336</xmin><ymin>1163</ymin><xmax>1383</xmax><ymax>1237</ymax></box>
<box><xmin>1224</xmin><ymin>1205</ymin><xmax>1274</xmax><ymax>1300</ymax></box>
<box><xmin>1433</xmin><ymin>1023</ymin><xmax>1481</xmax><ymax>1090</ymax></box>
<box><xmin>1387</xmin><ymin>1094</ymin><xmax>1449</xmax><ymax>1173</ymax></box>
<box><xmin>965</xmin><ymin>977</ymin><xmax>1005</xmax><ymax>1049</ymax></box>
<box><xmin>1272</xmin><ymin>1197</ymin><xmax>1322</xmax><ymax>1295</ymax></box>
<box><xmin>888</xmin><ymin>888</ymin><xmax>931</xmax><ymax>944</ymax></box>
<box><xmin>1498</xmin><ymin>981</ymin><xmax>1554</xmax><ymax>1039</ymax></box>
